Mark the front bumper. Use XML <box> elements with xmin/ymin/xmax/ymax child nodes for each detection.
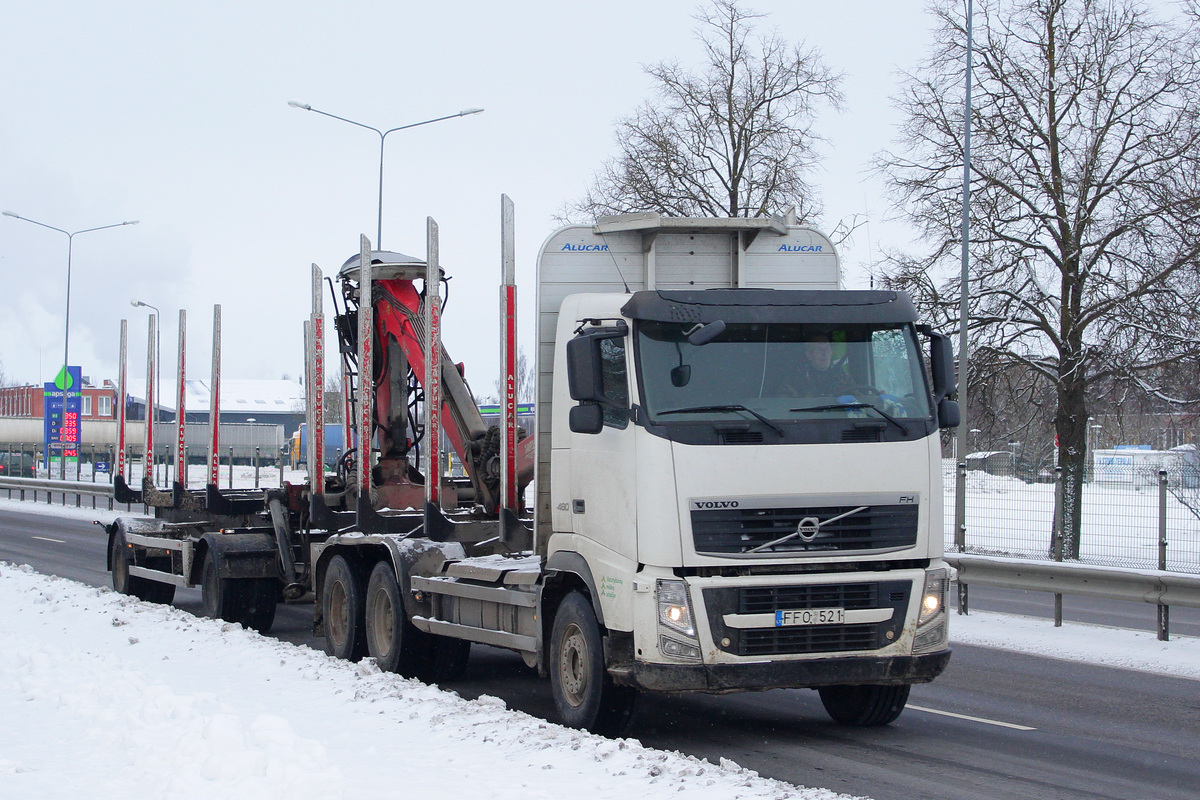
<box><xmin>622</xmin><ymin>648</ymin><xmax>951</xmax><ymax>693</ymax></box>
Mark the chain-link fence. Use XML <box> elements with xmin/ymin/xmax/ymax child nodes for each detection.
<box><xmin>944</xmin><ymin>459</ymin><xmax>1200</xmax><ymax>574</ymax></box>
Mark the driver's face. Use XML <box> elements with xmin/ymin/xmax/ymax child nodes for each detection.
<box><xmin>804</xmin><ymin>336</ymin><xmax>832</xmax><ymax>371</ymax></box>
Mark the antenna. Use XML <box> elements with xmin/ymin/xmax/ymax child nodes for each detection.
<box><xmin>596</xmin><ymin>233</ymin><xmax>632</xmax><ymax>293</ymax></box>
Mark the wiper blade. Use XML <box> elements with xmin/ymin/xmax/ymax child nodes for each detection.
<box><xmin>659</xmin><ymin>404</ymin><xmax>784</xmax><ymax>437</ymax></box>
<box><xmin>789</xmin><ymin>403</ymin><xmax>909</xmax><ymax>435</ymax></box>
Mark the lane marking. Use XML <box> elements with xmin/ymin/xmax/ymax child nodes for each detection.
<box><xmin>32</xmin><ymin>536</ymin><xmax>66</xmax><ymax>544</ymax></box>
<box><xmin>908</xmin><ymin>704</ymin><xmax>1037</xmax><ymax>731</ymax></box>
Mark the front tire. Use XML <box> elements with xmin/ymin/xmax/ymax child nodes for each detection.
<box><xmin>323</xmin><ymin>555</ymin><xmax>366</xmax><ymax>661</ymax></box>
<box><xmin>819</xmin><ymin>684</ymin><xmax>911</xmax><ymax>726</ymax></box>
<box><xmin>549</xmin><ymin>591</ymin><xmax>637</xmax><ymax>736</ymax></box>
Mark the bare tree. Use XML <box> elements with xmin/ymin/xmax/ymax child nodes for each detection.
<box><xmin>482</xmin><ymin>347</ymin><xmax>534</xmax><ymax>407</ymax></box>
<box><xmin>878</xmin><ymin>0</ymin><xmax>1200</xmax><ymax>557</ymax></box>
<box><xmin>566</xmin><ymin>0</ymin><xmax>842</xmax><ymax>222</ymax></box>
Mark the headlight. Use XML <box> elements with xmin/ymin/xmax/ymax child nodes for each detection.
<box><xmin>919</xmin><ymin>568</ymin><xmax>948</xmax><ymax>626</ymax></box>
<box><xmin>657</xmin><ymin>579</ymin><xmax>695</xmax><ymax>637</ymax></box>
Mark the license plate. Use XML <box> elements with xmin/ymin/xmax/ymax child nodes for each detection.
<box><xmin>775</xmin><ymin>607</ymin><xmax>845</xmax><ymax>626</ymax></box>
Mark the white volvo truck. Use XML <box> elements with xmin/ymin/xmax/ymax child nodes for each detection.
<box><xmin>108</xmin><ymin>201</ymin><xmax>955</xmax><ymax>736</ymax></box>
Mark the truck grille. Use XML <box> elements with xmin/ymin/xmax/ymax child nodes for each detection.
<box><xmin>703</xmin><ymin>580</ymin><xmax>910</xmax><ymax>657</ymax></box>
<box><xmin>691</xmin><ymin>503</ymin><xmax>918</xmax><ymax>555</ymax></box>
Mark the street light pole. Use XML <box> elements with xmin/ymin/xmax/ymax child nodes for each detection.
<box><xmin>131</xmin><ymin>300</ymin><xmax>161</xmax><ymax>487</ymax></box>
<box><xmin>288</xmin><ymin>102</ymin><xmax>483</xmax><ymax>248</ymax></box>
<box><xmin>3</xmin><ymin>210</ymin><xmax>138</xmax><ymax>478</ymax></box>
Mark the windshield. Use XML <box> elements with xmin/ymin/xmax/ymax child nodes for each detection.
<box><xmin>636</xmin><ymin>320</ymin><xmax>933</xmax><ymax>426</ymax></box>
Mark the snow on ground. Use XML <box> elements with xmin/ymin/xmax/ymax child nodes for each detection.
<box><xmin>949</xmin><ymin>609</ymin><xmax>1200</xmax><ymax>681</ymax></box>
<box><xmin>0</xmin><ymin>561</ymin><xmax>856</xmax><ymax>800</ymax></box>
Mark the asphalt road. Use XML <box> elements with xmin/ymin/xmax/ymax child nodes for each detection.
<box><xmin>3</xmin><ymin>504</ymin><xmax>1198</xmax><ymax>800</ymax></box>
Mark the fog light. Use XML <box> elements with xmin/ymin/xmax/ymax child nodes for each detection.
<box><xmin>660</xmin><ymin>635</ymin><xmax>701</xmax><ymax>660</ymax></box>
<box><xmin>913</xmin><ymin>619</ymin><xmax>947</xmax><ymax>653</ymax></box>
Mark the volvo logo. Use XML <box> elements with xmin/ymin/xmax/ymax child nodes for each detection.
<box><xmin>693</xmin><ymin>500</ymin><xmax>739</xmax><ymax>509</ymax></box>
<box><xmin>797</xmin><ymin>516</ymin><xmax>821</xmax><ymax>541</ymax></box>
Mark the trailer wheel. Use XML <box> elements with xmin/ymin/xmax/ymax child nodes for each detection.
<box><xmin>549</xmin><ymin>591</ymin><xmax>637</xmax><ymax>736</ymax></box>
<box><xmin>240</xmin><ymin>579</ymin><xmax>278</xmax><ymax>635</ymax></box>
<box><xmin>364</xmin><ymin>561</ymin><xmax>424</xmax><ymax>675</ymax></box>
<box><xmin>323</xmin><ymin>555</ymin><xmax>366</xmax><ymax>661</ymax></box>
<box><xmin>818</xmin><ymin>684</ymin><xmax>911</xmax><ymax>726</ymax></box>
<box><xmin>110</xmin><ymin>530</ymin><xmax>175</xmax><ymax>604</ymax></box>
<box><xmin>201</xmin><ymin>550</ymin><xmax>246</xmax><ymax>623</ymax></box>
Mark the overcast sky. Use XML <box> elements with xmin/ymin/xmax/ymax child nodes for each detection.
<box><xmin>0</xmin><ymin>0</ymin><xmax>938</xmax><ymax>393</ymax></box>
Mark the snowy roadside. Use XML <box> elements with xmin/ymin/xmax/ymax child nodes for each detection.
<box><xmin>0</xmin><ymin>561</ymin><xmax>860</xmax><ymax>800</ymax></box>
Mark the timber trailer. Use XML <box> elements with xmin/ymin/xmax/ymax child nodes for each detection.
<box><xmin>107</xmin><ymin>196</ymin><xmax>958</xmax><ymax>734</ymax></box>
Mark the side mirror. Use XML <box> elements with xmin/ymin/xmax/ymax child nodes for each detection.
<box><xmin>569</xmin><ymin>403</ymin><xmax>604</xmax><ymax>434</ymax></box>
<box><xmin>929</xmin><ymin>332</ymin><xmax>956</xmax><ymax>400</ymax></box>
<box><xmin>567</xmin><ymin>335</ymin><xmax>604</xmax><ymax>402</ymax></box>
<box><xmin>937</xmin><ymin>398</ymin><xmax>961</xmax><ymax>429</ymax></box>
<box><xmin>566</xmin><ymin>322</ymin><xmax>626</xmax><ymax>402</ymax></box>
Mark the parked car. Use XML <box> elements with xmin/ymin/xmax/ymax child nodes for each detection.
<box><xmin>0</xmin><ymin>452</ymin><xmax>36</xmax><ymax>478</ymax></box>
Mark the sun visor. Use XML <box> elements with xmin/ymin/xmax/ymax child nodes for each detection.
<box><xmin>619</xmin><ymin>290</ymin><xmax>919</xmax><ymax>326</ymax></box>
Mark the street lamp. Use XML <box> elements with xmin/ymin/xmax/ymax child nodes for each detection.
<box><xmin>131</xmin><ymin>299</ymin><xmax>161</xmax><ymax>487</ymax></box>
<box><xmin>3</xmin><ymin>210</ymin><xmax>138</xmax><ymax>478</ymax></box>
<box><xmin>288</xmin><ymin>101</ymin><xmax>484</xmax><ymax>248</ymax></box>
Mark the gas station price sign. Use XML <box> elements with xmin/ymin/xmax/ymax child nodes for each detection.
<box><xmin>44</xmin><ymin>366</ymin><xmax>83</xmax><ymax>467</ymax></box>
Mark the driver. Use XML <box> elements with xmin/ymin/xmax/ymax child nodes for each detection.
<box><xmin>799</xmin><ymin>331</ymin><xmax>852</xmax><ymax>396</ymax></box>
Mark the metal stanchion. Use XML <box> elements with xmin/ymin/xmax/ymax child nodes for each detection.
<box><xmin>1052</xmin><ymin>466</ymin><xmax>1064</xmax><ymax>627</ymax></box>
<box><xmin>1158</xmin><ymin>469</ymin><xmax>1170</xmax><ymax>641</ymax></box>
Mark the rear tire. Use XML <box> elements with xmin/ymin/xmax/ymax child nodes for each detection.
<box><xmin>819</xmin><ymin>684</ymin><xmax>911</xmax><ymax>726</ymax></box>
<box><xmin>364</xmin><ymin>561</ymin><xmax>423</xmax><ymax>675</ymax></box>
<box><xmin>421</xmin><ymin>637</ymin><xmax>471</xmax><ymax>683</ymax></box>
<box><xmin>110</xmin><ymin>530</ymin><xmax>176</xmax><ymax>604</ymax></box>
<box><xmin>549</xmin><ymin>591</ymin><xmax>637</xmax><ymax>736</ymax></box>
<box><xmin>201</xmin><ymin>549</ymin><xmax>246</xmax><ymax>622</ymax></box>
<box><xmin>323</xmin><ymin>555</ymin><xmax>366</xmax><ymax>661</ymax></box>
<box><xmin>240</xmin><ymin>579</ymin><xmax>278</xmax><ymax>634</ymax></box>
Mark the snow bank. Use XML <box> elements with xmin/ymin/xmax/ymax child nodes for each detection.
<box><xmin>950</xmin><ymin>609</ymin><xmax>1200</xmax><ymax>681</ymax></box>
<box><xmin>0</xmin><ymin>562</ymin><xmax>861</xmax><ymax>800</ymax></box>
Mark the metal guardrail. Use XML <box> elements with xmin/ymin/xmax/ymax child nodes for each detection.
<box><xmin>0</xmin><ymin>475</ymin><xmax>117</xmax><ymax>509</ymax></box>
<box><xmin>945</xmin><ymin>552</ymin><xmax>1200</xmax><ymax>640</ymax></box>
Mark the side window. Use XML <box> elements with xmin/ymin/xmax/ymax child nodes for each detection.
<box><xmin>599</xmin><ymin>337</ymin><xmax>629</xmax><ymax>429</ymax></box>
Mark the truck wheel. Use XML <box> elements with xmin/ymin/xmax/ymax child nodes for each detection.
<box><xmin>201</xmin><ymin>549</ymin><xmax>246</xmax><ymax>622</ymax></box>
<box><xmin>364</xmin><ymin>561</ymin><xmax>424</xmax><ymax>675</ymax></box>
<box><xmin>818</xmin><ymin>684</ymin><xmax>911</xmax><ymax>726</ymax></box>
<box><xmin>323</xmin><ymin>555</ymin><xmax>366</xmax><ymax>661</ymax></box>
<box><xmin>110</xmin><ymin>530</ymin><xmax>175</xmax><ymax>604</ymax></box>
<box><xmin>240</xmin><ymin>579</ymin><xmax>278</xmax><ymax>634</ymax></box>
<box><xmin>549</xmin><ymin>591</ymin><xmax>637</xmax><ymax>736</ymax></box>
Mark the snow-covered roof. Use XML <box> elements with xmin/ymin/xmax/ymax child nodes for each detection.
<box><xmin>124</xmin><ymin>378</ymin><xmax>304</xmax><ymax>415</ymax></box>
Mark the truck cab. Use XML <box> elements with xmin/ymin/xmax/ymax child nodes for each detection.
<box><xmin>537</xmin><ymin>213</ymin><xmax>953</xmax><ymax>725</ymax></box>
